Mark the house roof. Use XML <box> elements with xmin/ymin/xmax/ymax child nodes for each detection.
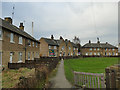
<box><xmin>0</xmin><ymin>18</ymin><xmax>40</xmax><ymax>43</ymax></box>
<box><xmin>82</xmin><ymin>42</ymin><xmax>118</xmax><ymax>49</ymax></box>
<box><xmin>42</xmin><ymin>37</ymin><xmax>78</xmax><ymax>48</ymax></box>
<box><xmin>43</xmin><ymin>38</ymin><xmax>59</xmax><ymax>46</ymax></box>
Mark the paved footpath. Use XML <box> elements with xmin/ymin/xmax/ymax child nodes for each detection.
<box><xmin>50</xmin><ymin>60</ymin><xmax>72</xmax><ymax>88</ymax></box>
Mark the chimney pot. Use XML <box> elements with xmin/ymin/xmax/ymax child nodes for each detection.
<box><xmin>89</xmin><ymin>40</ymin><xmax>91</xmax><ymax>43</ymax></box>
<box><xmin>4</xmin><ymin>17</ymin><xmax>12</xmax><ymax>24</ymax></box>
<box><xmin>51</xmin><ymin>35</ymin><xmax>54</xmax><ymax>39</ymax></box>
<box><xmin>19</xmin><ymin>23</ymin><xmax>24</xmax><ymax>30</ymax></box>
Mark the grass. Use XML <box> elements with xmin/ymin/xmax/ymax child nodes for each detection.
<box><xmin>64</xmin><ymin>57</ymin><xmax>118</xmax><ymax>84</ymax></box>
<box><xmin>2</xmin><ymin>68</ymin><xmax>35</xmax><ymax>88</ymax></box>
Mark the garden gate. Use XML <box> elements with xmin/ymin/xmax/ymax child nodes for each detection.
<box><xmin>73</xmin><ymin>71</ymin><xmax>106</xmax><ymax>88</ymax></box>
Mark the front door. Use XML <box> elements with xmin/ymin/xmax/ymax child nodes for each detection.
<box><xmin>10</xmin><ymin>52</ymin><xmax>13</xmax><ymax>63</ymax></box>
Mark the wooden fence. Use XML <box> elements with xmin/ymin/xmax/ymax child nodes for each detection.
<box><xmin>105</xmin><ymin>65</ymin><xmax>120</xmax><ymax>89</ymax></box>
<box><xmin>73</xmin><ymin>71</ymin><xmax>105</xmax><ymax>88</ymax></box>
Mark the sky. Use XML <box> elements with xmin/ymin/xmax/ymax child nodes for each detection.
<box><xmin>1</xmin><ymin>2</ymin><xmax>118</xmax><ymax>46</ymax></box>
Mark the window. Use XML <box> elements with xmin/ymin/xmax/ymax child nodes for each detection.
<box><xmin>94</xmin><ymin>48</ymin><xmax>96</xmax><ymax>51</ymax></box>
<box><xmin>18</xmin><ymin>52</ymin><xmax>22</xmax><ymax>63</ymax></box>
<box><xmin>74</xmin><ymin>48</ymin><xmax>75</xmax><ymax>50</ymax></box>
<box><xmin>62</xmin><ymin>46</ymin><xmax>64</xmax><ymax>50</ymax></box>
<box><xmin>109</xmin><ymin>53</ymin><xmax>111</xmax><ymax>56</ymax></box>
<box><xmin>112</xmin><ymin>52</ymin><xmax>114</xmax><ymax>56</ymax></box>
<box><xmin>97</xmin><ymin>48</ymin><xmax>99</xmax><ymax>51</ymax></box>
<box><xmin>36</xmin><ymin>52</ymin><xmax>39</xmax><ymax>58</ymax></box>
<box><xmin>69</xmin><ymin>46</ymin><xmax>71</xmax><ymax>50</ymax></box>
<box><xmin>36</xmin><ymin>42</ymin><xmax>38</xmax><ymax>47</ymax></box>
<box><xmin>19</xmin><ymin>36</ymin><xmax>22</xmax><ymax>44</ymax></box>
<box><xmin>112</xmin><ymin>49</ymin><xmax>115</xmax><ymax>51</ymax></box>
<box><xmin>10</xmin><ymin>33</ymin><xmax>14</xmax><ymax>43</ymax></box>
<box><xmin>54</xmin><ymin>46</ymin><xmax>57</xmax><ymax>49</ymax></box>
<box><xmin>105</xmin><ymin>52</ymin><xmax>107</xmax><ymax>56</ymax></box>
<box><xmin>33</xmin><ymin>42</ymin><xmax>34</xmax><ymax>47</ymax></box>
<box><xmin>49</xmin><ymin>46</ymin><xmax>51</xmax><ymax>49</ymax></box>
<box><xmin>94</xmin><ymin>53</ymin><xmax>96</xmax><ymax>55</ymax></box>
<box><xmin>28</xmin><ymin>40</ymin><xmax>31</xmax><ymax>46</ymax></box>
<box><xmin>98</xmin><ymin>53</ymin><xmax>100</xmax><ymax>56</ymax></box>
<box><xmin>32</xmin><ymin>52</ymin><xmax>34</xmax><ymax>60</ymax></box>
<box><xmin>28</xmin><ymin>52</ymin><xmax>30</xmax><ymax>60</ymax></box>
<box><xmin>90</xmin><ymin>52</ymin><xmax>92</xmax><ymax>56</ymax></box>
<box><xmin>0</xmin><ymin>29</ymin><xmax>2</xmax><ymax>39</ymax></box>
<box><xmin>76</xmin><ymin>48</ymin><xmax>78</xmax><ymax>50</ymax></box>
<box><xmin>86</xmin><ymin>53</ymin><xmax>88</xmax><ymax>56</ymax></box>
<box><xmin>0</xmin><ymin>52</ymin><xmax>2</xmax><ymax>65</ymax></box>
<box><xmin>89</xmin><ymin>48</ymin><xmax>92</xmax><ymax>51</ymax></box>
<box><xmin>105</xmin><ymin>48</ymin><xmax>107</xmax><ymax>51</ymax></box>
<box><xmin>116</xmin><ymin>53</ymin><xmax>118</xmax><ymax>56</ymax></box>
<box><xmin>10</xmin><ymin>52</ymin><xmax>13</xmax><ymax>63</ymax></box>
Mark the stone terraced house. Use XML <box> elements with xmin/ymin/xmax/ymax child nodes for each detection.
<box><xmin>0</xmin><ymin>17</ymin><xmax>40</xmax><ymax>67</ymax></box>
<box><xmin>82</xmin><ymin>40</ymin><xmax>118</xmax><ymax>57</ymax></box>
<box><xmin>39</xmin><ymin>35</ymin><xmax>78</xmax><ymax>57</ymax></box>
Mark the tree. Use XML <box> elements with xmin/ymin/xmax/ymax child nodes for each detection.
<box><xmin>73</xmin><ymin>36</ymin><xmax>80</xmax><ymax>44</ymax></box>
<box><xmin>73</xmin><ymin>36</ymin><xmax>81</xmax><ymax>54</ymax></box>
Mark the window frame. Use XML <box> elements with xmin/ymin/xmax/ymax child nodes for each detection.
<box><xmin>18</xmin><ymin>52</ymin><xmax>22</xmax><ymax>63</ymax></box>
<box><xmin>10</xmin><ymin>33</ymin><xmax>14</xmax><ymax>43</ymax></box>
<box><xmin>49</xmin><ymin>46</ymin><xmax>51</xmax><ymax>49</ymax></box>
<box><xmin>54</xmin><ymin>46</ymin><xmax>57</xmax><ymax>49</ymax></box>
<box><xmin>33</xmin><ymin>42</ymin><xmax>34</xmax><ymax>47</ymax></box>
<box><xmin>28</xmin><ymin>52</ymin><xmax>30</xmax><ymax>60</ymax></box>
<box><xmin>19</xmin><ymin>36</ymin><xmax>23</xmax><ymax>44</ymax></box>
<box><xmin>0</xmin><ymin>29</ymin><xmax>3</xmax><ymax>40</ymax></box>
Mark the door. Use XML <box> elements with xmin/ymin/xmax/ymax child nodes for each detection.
<box><xmin>10</xmin><ymin>52</ymin><xmax>13</xmax><ymax>63</ymax></box>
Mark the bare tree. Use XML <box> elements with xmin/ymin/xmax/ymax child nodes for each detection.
<box><xmin>73</xmin><ymin>36</ymin><xmax>80</xmax><ymax>44</ymax></box>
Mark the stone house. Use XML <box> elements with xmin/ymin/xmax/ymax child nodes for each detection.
<box><xmin>39</xmin><ymin>35</ymin><xmax>78</xmax><ymax>57</ymax></box>
<box><xmin>0</xmin><ymin>17</ymin><xmax>40</xmax><ymax>67</ymax></box>
<box><xmin>82</xmin><ymin>40</ymin><xmax>118</xmax><ymax>57</ymax></box>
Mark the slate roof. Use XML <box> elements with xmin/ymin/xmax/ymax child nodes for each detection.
<box><xmin>82</xmin><ymin>42</ymin><xmax>118</xmax><ymax>49</ymax></box>
<box><xmin>0</xmin><ymin>18</ymin><xmax>40</xmax><ymax>43</ymax></box>
<box><xmin>42</xmin><ymin>37</ymin><xmax>78</xmax><ymax>48</ymax></box>
<box><xmin>43</xmin><ymin>38</ymin><xmax>59</xmax><ymax>46</ymax></box>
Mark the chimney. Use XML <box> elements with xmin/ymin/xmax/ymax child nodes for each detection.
<box><xmin>106</xmin><ymin>42</ymin><xmax>108</xmax><ymax>44</ymax></box>
<box><xmin>4</xmin><ymin>17</ymin><xmax>12</xmax><ymax>24</ymax></box>
<box><xmin>89</xmin><ymin>40</ymin><xmax>91</xmax><ymax>43</ymax></box>
<box><xmin>19</xmin><ymin>23</ymin><xmax>24</xmax><ymax>30</ymax></box>
<box><xmin>60</xmin><ymin>36</ymin><xmax>63</xmax><ymax>40</ymax></box>
<box><xmin>51</xmin><ymin>35</ymin><xmax>54</xmax><ymax>39</ymax></box>
<box><xmin>97</xmin><ymin>41</ymin><xmax>100</xmax><ymax>44</ymax></box>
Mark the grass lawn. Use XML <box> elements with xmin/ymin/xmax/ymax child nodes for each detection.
<box><xmin>64</xmin><ymin>57</ymin><xmax>118</xmax><ymax>84</ymax></box>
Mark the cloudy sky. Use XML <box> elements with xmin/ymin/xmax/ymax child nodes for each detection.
<box><xmin>2</xmin><ymin>2</ymin><xmax>118</xmax><ymax>46</ymax></box>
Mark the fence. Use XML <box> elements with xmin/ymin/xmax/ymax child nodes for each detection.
<box><xmin>73</xmin><ymin>71</ymin><xmax>105</xmax><ymax>88</ymax></box>
<box><xmin>105</xmin><ymin>65</ymin><xmax>120</xmax><ymax>89</ymax></box>
<box><xmin>8</xmin><ymin>57</ymin><xmax>60</xmax><ymax>70</ymax></box>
